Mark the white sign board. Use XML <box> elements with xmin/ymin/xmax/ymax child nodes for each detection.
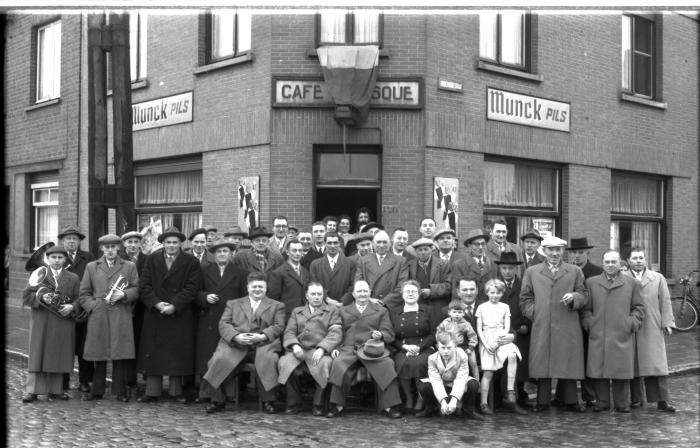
<box><xmin>487</xmin><ymin>88</ymin><xmax>570</xmax><ymax>132</ymax></box>
<box><xmin>133</xmin><ymin>92</ymin><xmax>193</xmax><ymax>131</ymax></box>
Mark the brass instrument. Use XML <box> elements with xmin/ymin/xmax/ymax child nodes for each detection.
<box><xmin>28</xmin><ymin>266</ymin><xmax>88</xmax><ymax>323</ymax></box>
<box><xmin>104</xmin><ymin>274</ymin><xmax>128</xmax><ymax>305</ymax></box>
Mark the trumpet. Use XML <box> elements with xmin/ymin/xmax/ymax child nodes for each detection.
<box><xmin>104</xmin><ymin>275</ymin><xmax>128</xmax><ymax>305</ymax></box>
<box><xmin>28</xmin><ymin>266</ymin><xmax>88</xmax><ymax>323</ymax></box>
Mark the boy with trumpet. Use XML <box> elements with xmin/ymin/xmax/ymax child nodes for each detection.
<box><xmin>79</xmin><ymin>234</ymin><xmax>139</xmax><ymax>402</ymax></box>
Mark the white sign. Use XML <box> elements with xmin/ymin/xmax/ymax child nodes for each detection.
<box><xmin>487</xmin><ymin>88</ymin><xmax>570</xmax><ymax>132</ymax></box>
<box><xmin>132</xmin><ymin>92</ymin><xmax>193</xmax><ymax>131</ymax></box>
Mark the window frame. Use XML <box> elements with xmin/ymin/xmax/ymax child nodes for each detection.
<box><xmin>479</xmin><ymin>11</ymin><xmax>531</xmax><ymax>72</ymax></box>
<box><xmin>30</xmin><ymin>180</ymin><xmax>59</xmax><ymax>250</ymax></box>
<box><xmin>204</xmin><ymin>9</ymin><xmax>252</xmax><ymax>65</ymax></box>
<box><xmin>35</xmin><ymin>20</ymin><xmax>62</xmax><ymax>103</ymax></box>
<box><xmin>315</xmin><ymin>10</ymin><xmax>384</xmax><ymax>48</ymax></box>
<box><xmin>622</xmin><ymin>13</ymin><xmax>660</xmax><ymax>100</ymax></box>
<box><xmin>129</xmin><ymin>12</ymin><xmax>148</xmax><ymax>82</ymax></box>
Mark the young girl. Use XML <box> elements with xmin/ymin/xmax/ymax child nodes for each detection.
<box><xmin>475</xmin><ymin>279</ymin><xmax>525</xmax><ymax>415</ymax></box>
<box><xmin>436</xmin><ymin>300</ymin><xmax>479</xmax><ymax>379</ymax></box>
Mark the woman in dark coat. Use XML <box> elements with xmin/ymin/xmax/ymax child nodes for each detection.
<box><xmin>390</xmin><ymin>280</ymin><xmax>438</xmax><ymax>414</ymax></box>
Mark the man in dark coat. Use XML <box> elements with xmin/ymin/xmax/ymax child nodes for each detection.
<box><xmin>58</xmin><ymin>224</ymin><xmax>95</xmax><ymax>394</ymax></box>
<box><xmin>121</xmin><ymin>230</ymin><xmax>147</xmax><ymax>392</ymax></box>
<box><xmin>520</xmin><ymin>229</ymin><xmax>545</xmax><ymax>271</ymax></box>
<box><xmin>450</xmin><ymin>229</ymin><xmax>498</xmax><ymax>302</ymax></box>
<box><xmin>194</xmin><ymin>239</ymin><xmax>246</xmax><ymax>403</ymax></box>
<box><xmin>354</xmin><ymin>230</ymin><xmax>409</xmax><ymax>309</ymax></box>
<box><xmin>327</xmin><ymin>280</ymin><xmax>403</xmax><ymax>419</ymax></box>
<box><xmin>310</xmin><ymin>232</ymin><xmax>356</xmax><ymax>306</ymax></box>
<box><xmin>267</xmin><ymin>239</ymin><xmax>310</xmax><ymax>319</ymax></box>
<box><xmin>137</xmin><ymin>227</ymin><xmax>202</xmax><ymax>403</ymax></box>
<box><xmin>233</xmin><ymin>227</ymin><xmax>285</xmax><ymax>279</ymax></box>
<box><xmin>407</xmin><ymin>237</ymin><xmax>452</xmax><ymax>316</ymax></box>
<box><xmin>185</xmin><ymin>228</ymin><xmax>216</xmax><ymax>268</ymax></box>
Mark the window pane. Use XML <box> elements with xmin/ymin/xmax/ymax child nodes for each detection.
<box><xmin>320</xmin><ymin>10</ymin><xmax>346</xmax><ymax>44</ymax></box>
<box><xmin>633</xmin><ymin>53</ymin><xmax>652</xmax><ymax>96</ymax></box>
<box><xmin>479</xmin><ymin>11</ymin><xmax>498</xmax><ymax>60</ymax></box>
<box><xmin>611</xmin><ymin>175</ymin><xmax>660</xmax><ymax>215</ymax></box>
<box><xmin>136</xmin><ymin>171</ymin><xmax>202</xmax><ymax>206</ymax></box>
<box><xmin>129</xmin><ymin>12</ymin><xmax>147</xmax><ymax>80</ymax></box>
<box><xmin>484</xmin><ymin>161</ymin><xmax>556</xmax><ymax>208</ymax></box>
<box><xmin>37</xmin><ymin>21</ymin><xmax>61</xmax><ymax>101</ymax></box>
<box><xmin>35</xmin><ymin>205</ymin><xmax>58</xmax><ymax>249</ymax></box>
<box><xmin>317</xmin><ymin>153</ymin><xmax>380</xmax><ymax>185</ymax></box>
<box><xmin>237</xmin><ymin>11</ymin><xmax>252</xmax><ymax>52</ymax></box>
<box><xmin>621</xmin><ymin>15</ymin><xmax>631</xmax><ymax>90</ymax></box>
<box><xmin>633</xmin><ymin>17</ymin><xmax>653</xmax><ymax>54</ymax></box>
<box><xmin>611</xmin><ymin>220</ymin><xmax>659</xmax><ymax>268</ymax></box>
<box><xmin>33</xmin><ymin>189</ymin><xmax>50</xmax><ymax>203</ymax></box>
<box><xmin>211</xmin><ymin>10</ymin><xmax>235</xmax><ymax>59</ymax></box>
<box><xmin>137</xmin><ymin>212</ymin><xmax>202</xmax><ymax>254</ymax></box>
<box><xmin>500</xmin><ymin>11</ymin><xmax>524</xmax><ymax>66</ymax></box>
<box><xmin>354</xmin><ymin>11</ymin><xmax>379</xmax><ymax>44</ymax></box>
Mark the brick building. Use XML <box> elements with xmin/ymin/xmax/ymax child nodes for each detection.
<box><xmin>4</xmin><ymin>9</ymin><xmax>699</xmax><ymax>296</ymax></box>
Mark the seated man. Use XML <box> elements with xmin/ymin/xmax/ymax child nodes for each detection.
<box><xmin>417</xmin><ymin>331</ymin><xmax>483</xmax><ymax>420</ymax></box>
<box><xmin>278</xmin><ymin>282</ymin><xmax>343</xmax><ymax>415</ymax></box>
<box><xmin>326</xmin><ymin>280</ymin><xmax>402</xmax><ymax>419</ymax></box>
<box><xmin>201</xmin><ymin>272</ymin><xmax>285</xmax><ymax>414</ymax></box>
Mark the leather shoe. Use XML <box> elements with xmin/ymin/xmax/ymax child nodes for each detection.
<box><xmin>326</xmin><ymin>406</ymin><xmax>344</xmax><ymax>418</ymax></box>
<box><xmin>531</xmin><ymin>404</ymin><xmax>549</xmax><ymax>413</ymax></box>
<box><xmin>137</xmin><ymin>395</ymin><xmax>159</xmax><ymax>403</ymax></box>
<box><xmin>170</xmin><ymin>395</ymin><xmax>187</xmax><ymax>404</ymax></box>
<box><xmin>22</xmin><ymin>393</ymin><xmax>38</xmax><ymax>403</ymax></box>
<box><xmin>464</xmin><ymin>409</ymin><xmax>485</xmax><ymax>421</ymax></box>
<box><xmin>479</xmin><ymin>403</ymin><xmax>493</xmax><ymax>415</ymax></box>
<box><xmin>585</xmin><ymin>400</ymin><xmax>597</xmax><ymax>407</ymax></box>
<box><xmin>630</xmin><ymin>401</ymin><xmax>642</xmax><ymax>408</ymax></box>
<box><xmin>415</xmin><ymin>407</ymin><xmax>435</xmax><ymax>418</ymax></box>
<box><xmin>194</xmin><ymin>397</ymin><xmax>210</xmax><ymax>404</ymax></box>
<box><xmin>506</xmin><ymin>402</ymin><xmax>528</xmax><ymax>415</ymax></box>
<box><xmin>565</xmin><ymin>403</ymin><xmax>586</xmax><ymax>413</ymax></box>
<box><xmin>381</xmin><ymin>407</ymin><xmax>401</xmax><ymax>419</ymax></box>
<box><xmin>284</xmin><ymin>405</ymin><xmax>302</xmax><ymax>415</ymax></box>
<box><xmin>657</xmin><ymin>401</ymin><xmax>676</xmax><ymax>412</ymax></box>
<box><xmin>615</xmin><ymin>407</ymin><xmax>631</xmax><ymax>413</ymax></box>
<box><xmin>116</xmin><ymin>395</ymin><xmax>129</xmax><ymax>402</ymax></box>
<box><xmin>263</xmin><ymin>401</ymin><xmax>276</xmax><ymax>414</ymax></box>
<box><xmin>206</xmin><ymin>402</ymin><xmax>225</xmax><ymax>414</ymax></box>
<box><xmin>593</xmin><ymin>405</ymin><xmax>609</xmax><ymax>412</ymax></box>
<box><xmin>79</xmin><ymin>383</ymin><xmax>91</xmax><ymax>394</ymax></box>
<box><xmin>312</xmin><ymin>405</ymin><xmax>325</xmax><ymax>417</ymax></box>
<box><xmin>49</xmin><ymin>393</ymin><xmax>71</xmax><ymax>401</ymax></box>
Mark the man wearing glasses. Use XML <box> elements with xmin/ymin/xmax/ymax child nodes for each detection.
<box><xmin>450</xmin><ymin>229</ymin><xmax>498</xmax><ymax>301</ymax></box>
<box><xmin>268</xmin><ymin>216</ymin><xmax>289</xmax><ymax>257</ymax></box>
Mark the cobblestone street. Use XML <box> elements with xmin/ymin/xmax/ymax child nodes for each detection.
<box><xmin>7</xmin><ymin>354</ymin><xmax>699</xmax><ymax>448</ymax></box>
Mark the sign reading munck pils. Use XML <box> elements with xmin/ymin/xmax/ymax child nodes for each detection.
<box><xmin>487</xmin><ymin>87</ymin><xmax>570</xmax><ymax>132</ymax></box>
<box><xmin>132</xmin><ymin>92</ymin><xmax>193</xmax><ymax>131</ymax></box>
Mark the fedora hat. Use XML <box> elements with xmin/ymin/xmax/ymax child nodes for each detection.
<box><xmin>204</xmin><ymin>225</ymin><xmax>218</xmax><ymax>233</ymax></box>
<box><xmin>520</xmin><ymin>229</ymin><xmax>543</xmax><ymax>242</ymax></box>
<box><xmin>121</xmin><ymin>231</ymin><xmax>143</xmax><ymax>241</ymax></box>
<box><xmin>223</xmin><ymin>226</ymin><xmax>248</xmax><ymax>238</ymax></box>
<box><xmin>209</xmin><ymin>238</ymin><xmax>236</xmax><ymax>253</ymax></box>
<box><xmin>541</xmin><ymin>236</ymin><xmax>567</xmax><ymax>248</ymax></box>
<box><xmin>463</xmin><ymin>229</ymin><xmax>491</xmax><ymax>247</ymax></box>
<box><xmin>433</xmin><ymin>228</ymin><xmax>456</xmax><ymax>241</ymax></box>
<box><xmin>57</xmin><ymin>224</ymin><xmax>86</xmax><ymax>240</ymax></box>
<box><xmin>98</xmin><ymin>234</ymin><xmax>122</xmax><ymax>245</ymax></box>
<box><xmin>356</xmin><ymin>339</ymin><xmax>390</xmax><ymax>361</ymax></box>
<box><xmin>248</xmin><ymin>226</ymin><xmax>273</xmax><ymax>240</ymax></box>
<box><xmin>568</xmin><ymin>237</ymin><xmax>594</xmax><ymax>250</ymax></box>
<box><xmin>188</xmin><ymin>227</ymin><xmax>208</xmax><ymax>241</ymax></box>
<box><xmin>158</xmin><ymin>227</ymin><xmax>186</xmax><ymax>243</ymax></box>
<box><xmin>494</xmin><ymin>251</ymin><xmax>523</xmax><ymax>265</ymax></box>
<box><xmin>411</xmin><ymin>237</ymin><xmax>435</xmax><ymax>249</ymax></box>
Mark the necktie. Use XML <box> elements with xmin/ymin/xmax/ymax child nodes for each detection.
<box><xmin>466</xmin><ymin>304</ymin><xmax>473</xmax><ymax>317</ymax></box>
<box><xmin>550</xmin><ymin>264</ymin><xmax>558</xmax><ymax>275</ymax></box>
<box><xmin>441</xmin><ymin>253</ymin><xmax>449</xmax><ymax>262</ymax></box>
<box><xmin>292</xmin><ymin>264</ymin><xmax>300</xmax><ymax>276</ymax></box>
<box><xmin>378</xmin><ymin>255</ymin><xmax>385</xmax><ymax>265</ymax></box>
<box><xmin>165</xmin><ymin>254</ymin><xmax>174</xmax><ymax>270</ymax></box>
<box><xmin>506</xmin><ymin>281</ymin><xmax>512</xmax><ymax>291</ymax></box>
<box><xmin>219</xmin><ymin>266</ymin><xmax>226</xmax><ymax>277</ymax></box>
<box><xmin>357</xmin><ymin>305</ymin><xmax>366</xmax><ymax>314</ymax></box>
<box><xmin>251</xmin><ymin>300</ymin><xmax>259</xmax><ymax>313</ymax></box>
<box><xmin>477</xmin><ymin>259</ymin><xmax>484</xmax><ymax>269</ymax></box>
<box><xmin>527</xmin><ymin>256</ymin><xmax>533</xmax><ymax>265</ymax></box>
<box><xmin>329</xmin><ymin>258</ymin><xmax>335</xmax><ymax>270</ymax></box>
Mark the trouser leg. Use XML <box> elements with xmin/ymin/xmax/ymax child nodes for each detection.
<box><xmin>417</xmin><ymin>381</ymin><xmax>438</xmax><ymax>411</ymax></box>
<box><xmin>92</xmin><ymin>361</ymin><xmax>107</xmax><ymax>396</ymax></box>
<box><xmin>26</xmin><ymin>372</ymin><xmax>38</xmax><ymax>394</ymax></box>
<box><xmin>644</xmin><ymin>376</ymin><xmax>670</xmax><ymax>403</ymax></box>
<box><xmin>48</xmin><ymin>373</ymin><xmax>64</xmax><ymax>394</ymax></box>
<box><xmin>75</xmin><ymin>321</ymin><xmax>94</xmax><ymax>385</ymax></box>
<box><xmin>145</xmin><ymin>376</ymin><xmax>163</xmax><ymax>397</ymax></box>
<box><xmin>377</xmin><ymin>378</ymin><xmax>402</xmax><ymax>410</ymax></box>
<box><xmin>462</xmin><ymin>378</ymin><xmax>480</xmax><ymax>413</ymax></box>
<box><xmin>557</xmin><ymin>379</ymin><xmax>579</xmax><ymax>405</ymax></box>
<box><xmin>537</xmin><ymin>378</ymin><xmax>552</xmax><ymax>405</ymax></box>
<box><xmin>329</xmin><ymin>365</ymin><xmax>357</xmax><ymax>407</ymax></box>
<box><xmin>611</xmin><ymin>379</ymin><xmax>630</xmax><ymax>409</ymax></box>
<box><xmin>286</xmin><ymin>365</ymin><xmax>304</xmax><ymax>407</ymax></box>
<box><xmin>580</xmin><ymin>330</ymin><xmax>595</xmax><ymax>402</ymax></box>
<box><xmin>111</xmin><ymin>360</ymin><xmax>128</xmax><ymax>397</ymax></box>
<box><xmin>167</xmin><ymin>376</ymin><xmax>183</xmax><ymax>397</ymax></box>
<box><xmin>630</xmin><ymin>376</ymin><xmax>644</xmax><ymax>403</ymax></box>
<box><xmin>255</xmin><ymin>371</ymin><xmax>276</xmax><ymax>402</ymax></box>
<box><xmin>593</xmin><ymin>378</ymin><xmax>611</xmax><ymax>409</ymax></box>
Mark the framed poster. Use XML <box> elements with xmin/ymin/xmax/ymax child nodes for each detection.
<box><xmin>238</xmin><ymin>176</ymin><xmax>259</xmax><ymax>234</ymax></box>
<box><xmin>433</xmin><ymin>177</ymin><xmax>459</xmax><ymax>233</ymax></box>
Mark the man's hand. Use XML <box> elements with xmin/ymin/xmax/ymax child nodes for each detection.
<box><xmin>292</xmin><ymin>344</ymin><xmax>304</xmax><ymax>360</ymax></box>
<box><xmin>420</xmin><ymin>288</ymin><xmax>431</xmax><ymax>298</ymax></box>
<box><xmin>206</xmin><ymin>294</ymin><xmax>219</xmax><ymax>304</ymax></box>
<box><xmin>368</xmin><ymin>298</ymin><xmax>384</xmax><ymax>306</ymax></box>
<box><xmin>42</xmin><ymin>293</ymin><xmax>54</xmax><ymax>304</ymax></box>
<box><xmin>561</xmin><ymin>293</ymin><xmax>574</xmax><ymax>306</ymax></box>
<box><xmin>311</xmin><ymin>348</ymin><xmax>324</xmax><ymax>366</ymax></box>
<box><xmin>110</xmin><ymin>289</ymin><xmax>125</xmax><ymax>304</ymax></box>
<box><xmin>517</xmin><ymin>324</ymin><xmax>529</xmax><ymax>335</ymax></box>
<box><xmin>58</xmin><ymin>303</ymin><xmax>74</xmax><ymax>317</ymax></box>
<box><xmin>371</xmin><ymin>330</ymin><xmax>383</xmax><ymax>340</ymax></box>
<box><xmin>234</xmin><ymin>333</ymin><xmax>253</xmax><ymax>345</ymax></box>
<box><xmin>440</xmin><ymin>399</ymin><xmax>451</xmax><ymax>415</ymax></box>
<box><xmin>326</xmin><ymin>297</ymin><xmax>342</xmax><ymax>307</ymax></box>
<box><xmin>331</xmin><ymin>349</ymin><xmax>339</xmax><ymax>359</ymax></box>
<box><xmin>664</xmin><ymin>326</ymin><xmax>673</xmax><ymax>336</ymax></box>
<box><xmin>160</xmin><ymin>304</ymin><xmax>175</xmax><ymax>315</ymax></box>
<box><xmin>446</xmin><ymin>397</ymin><xmax>458</xmax><ymax>414</ymax></box>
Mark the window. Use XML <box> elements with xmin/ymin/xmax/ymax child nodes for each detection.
<box><xmin>610</xmin><ymin>173</ymin><xmax>664</xmax><ymax>271</ymax></box>
<box><xmin>622</xmin><ymin>14</ymin><xmax>657</xmax><ymax>98</ymax></box>
<box><xmin>129</xmin><ymin>12</ymin><xmax>147</xmax><ymax>81</ymax></box>
<box><xmin>318</xmin><ymin>10</ymin><xmax>382</xmax><ymax>46</ymax></box>
<box><xmin>483</xmin><ymin>159</ymin><xmax>559</xmax><ymax>243</ymax></box>
<box><xmin>134</xmin><ymin>158</ymin><xmax>203</xmax><ymax>250</ymax></box>
<box><xmin>31</xmin><ymin>175</ymin><xmax>59</xmax><ymax>250</ymax></box>
<box><xmin>480</xmin><ymin>11</ymin><xmax>529</xmax><ymax>70</ymax></box>
<box><xmin>36</xmin><ymin>20</ymin><xmax>61</xmax><ymax>102</ymax></box>
<box><xmin>206</xmin><ymin>9</ymin><xmax>251</xmax><ymax>63</ymax></box>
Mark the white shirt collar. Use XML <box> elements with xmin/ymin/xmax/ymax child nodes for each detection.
<box><xmin>403</xmin><ymin>304</ymin><xmax>419</xmax><ymax>313</ymax></box>
<box><xmin>327</xmin><ymin>253</ymin><xmax>339</xmax><ymax>263</ymax></box>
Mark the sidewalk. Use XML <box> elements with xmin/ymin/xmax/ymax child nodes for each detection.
<box><xmin>6</xmin><ymin>296</ymin><xmax>700</xmax><ymax>375</ymax></box>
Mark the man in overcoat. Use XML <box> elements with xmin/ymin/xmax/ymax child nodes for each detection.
<box><xmin>267</xmin><ymin>239</ymin><xmax>310</xmax><ymax>319</ymax></box>
<box><xmin>582</xmin><ymin>250</ymin><xmax>645</xmax><ymax>412</ymax></box>
<box><xmin>407</xmin><ymin>237</ymin><xmax>452</xmax><ymax>315</ymax></box>
<box><xmin>520</xmin><ymin>229</ymin><xmax>545</xmax><ymax>271</ymax></box>
<box><xmin>137</xmin><ymin>227</ymin><xmax>202</xmax><ymax>403</ymax></box>
<box><xmin>22</xmin><ymin>246</ymin><xmax>82</xmax><ymax>402</ymax></box>
<box><xmin>310</xmin><ymin>232</ymin><xmax>356</xmax><ymax>306</ymax></box>
<box><xmin>485</xmin><ymin>221</ymin><xmax>524</xmax><ymax>267</ymax></box>
<box><xmin>278</xmin><ymin>282</ymin><xmax>343</xmax><ymax>415</ymax></box>
<box><xmin>202</xmin><ymin>272</ymin><xmax>285</xmax><ymax>414</ymax></box>
<box><xmin>185</xmin><ymin>228</ymin><xmax>215</xmax><ymax>267</ymax></box>
<box><xmin>627</xmin><ymin>248</ymin><xmax>676</xmax><ymax>412</ymax></box>
<box><xmin>433</xmin><ymin>228</ymin><xmax>465</xmax><ymax>266</ymax></box>
<box><xmin>450</xmin><ymin>229</ymin><xmax>498</xmax><ymax>301</ymax></box>
<box><xmin>520</xmin><ymin>236</ymin><xmax>588</xmax><ymax>412</ymax></box>
<box><xmin>79</xmin><ymin>234</ymin><xmax>140</xmax><ymax>401</ymax></box>
<box><xmin>194</xmin><ymin>239</ymin><xmax>246</xmax><ymax>403</ymax></box>
<box><xmin>58</xmin><ymin>224</ymin><xmax>95</xmax><ymax>393</ymax></box>
<box><xmin>326</xmin><ymin>280</ymin><xmax>402</xmax><ymax>419</ymax></box>
<box><xmin>354</xmin><ymin>230</ymin><xmax>409</xmax><ymax>309</ymax></box>
<box><xmin>121</xmin><ymin>230</ymin><xmax>147</xmax><ymax>391</ymax></box>
<box><xmin>233</xmin><ymin>227</ymin><xmax>285</xmax><ymax>279</ymax></box>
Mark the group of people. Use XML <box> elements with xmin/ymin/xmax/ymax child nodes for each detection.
<box><xmin>21</xmin><ymin>212</ymin><xmax>677</xmax><ymax>421</ymax></box>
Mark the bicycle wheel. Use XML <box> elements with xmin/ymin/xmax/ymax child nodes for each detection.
<box><xmin>671</xmin><ymin>297</ymin><xmax>699</xmax><ymax>332</ymax></box>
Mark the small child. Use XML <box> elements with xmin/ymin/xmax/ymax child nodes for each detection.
<box><xmin>475</xmin><ymin>279</ymin><xmax>525</xmax><ymax>415</ymax></box>
<box><xmin>437</xmin><ymin>300</ymin><xmax>479</xmax><ymax>379</ymax></box>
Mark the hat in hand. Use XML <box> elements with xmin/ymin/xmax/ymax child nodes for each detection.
<box><xmin>356</xmin><ymin>339</ymin><xmax>390</xmax><ymax>361</ymax></box>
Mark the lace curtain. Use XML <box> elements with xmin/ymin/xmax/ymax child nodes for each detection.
<box><xmin>136</xmin><ymin>172</ymin><xmax>202</xmax><ymax>206</ymax></box>
<box><xmin>611</xmin><ymin>176</ymin><xmax>660</xmax><ymax>215</ymax></box>
<box><xmin>484</xmin><ymin>162</ymin><xmax>555</xmax><ymax>208</ymax></box>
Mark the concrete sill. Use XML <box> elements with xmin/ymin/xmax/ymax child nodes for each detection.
<box><xmin>477</xmin><ymin>60</ymin><xmax>544</xmax><ymax>82</ymax></box>
<box><xmin>107</xmin><ymin>79</ymin><xmax>149</xmax><ymax>97</ymax></box>
<box><xmin>307</xmin><ymin>48</ymin><xmax>390</xmax><ymax>58</ymax></box>
<box><xmin>620</xmin><ymin>93</ymin><xmax>667</xmax><ymax>110</ymax></box>
<box><xmin>25</xmin><ymin>98</ymin><xmax>60</xmax><ymax>112</ymax></box>
<box><xmin>194</xmin><ymin>53</ymin><xmax>255</xmax><ymax>75</ymax></box>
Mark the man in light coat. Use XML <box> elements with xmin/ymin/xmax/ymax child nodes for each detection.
<box><xmin>354</xmin><ymin>230</ymin><xmax>409</xmax><ymax>309</ymax></box>
<box><xmin>582</xmin><ymin>250</ymin><xmax>645</xmax><ymax>412</ymax></box>
<box><xmin>627</xmin><ymin>248</ymin><xmax>676</xmax><ymax>412</ymax></box>
<box><xmin>520</xmin><ymin>236</ymin><xmax>588</xmax><ymax>413</ymax></box>
<box><xmin>79</xmin><ymin>234</ymin><xmax>140</xmax><ymax>401</ymax></box>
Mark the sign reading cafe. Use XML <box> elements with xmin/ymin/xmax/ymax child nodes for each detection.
<box><xmin>486</xmin><ymin>88</ymin><xmax>570</xmax><ymax>132</ymax></box>
<box><xmin>132</xmin><ymin>92</ymin><xmax>193</xmax><ymax>131</ymax></box>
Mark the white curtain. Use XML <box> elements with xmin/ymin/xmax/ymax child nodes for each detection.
<box><xmin>354</xmin><ymin>11</ymin><xmax>379</xmax><ymax>44</ymax></box>
<box><xmin>36</xmin><ymin>206</ymin><xmax>58</xmax><ymax>249</ymax></box>
<box><xmin>611</xmin><ymin>176</ymin><xmax>659</xmax><ymax>215</ymax></box>
<box><xmin>479</xmin><ymin>11</ymin><xmax>498</xmax><ymax>60</ymax></box>
<box><xmin>484</xmin><ymin>162</ymin><xmax>555</xmax><ymax>208</ymax></box>
<box><xmin>136</xmin><ymin>171</ymin><xmax>202</xmax><ymax>206</ymax></box>
<box><xmin>500</xmin><ymin>11</ymin><xmax>524</xmax><ymax>66</ymax></box>
<box><xmin>37</xmin><ymin>21</ymin><xmax>61</xmax><ymax>101</ymax></box>
<box><xmin>320</xmin><ymin>10</ymin><xmax>346</xmax><ymax>43</ymax></box>
<box><xmin>621</xmin><ymin>15</ymin><xmax>631</xmax><ymax>90</ymax></box>
<box><xmin>211</xmin><ymin>10</ymin><xmax>235</xmax><ymax>59</ymax></box>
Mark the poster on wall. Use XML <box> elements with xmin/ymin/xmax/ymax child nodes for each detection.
<box><xmin>433</xmin><ymin>177</ymin><xmax>459</xmax><ymax>234</ymax></box>
<box><xmin>532</xmin><ymin>218</ymin><xmax>554</xmax><ymax>239</ymax></box>
<box><xmin>238</xmin><ymin>176</ymin><xmax>259</xmax><ymax>234</ymax></box>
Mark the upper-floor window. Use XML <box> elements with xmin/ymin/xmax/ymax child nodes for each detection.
<box><xmin>479</xmin><ymin>11</ymin><xmax>529</xmax><ymax>70</ymax></box>
<box><xmin>129</xmin><ymin>12</ymin><xmax>147</xmax><ymax>81</ymax></box>
<box><xmin>207</xmin><ymin>9</ymin><xmax>251</xmax><ymax>62</ymax></box>
<box><xmin>318</xmin><ymin>10</ymin><xmax>382</xmax><ymax>47</ymax></box>
<box><xmin>622</xmin><ymin>14</ymin><xmax>658</xmax><ymax>99</ymax></box>
<box><xmin>36</xmin><ymin>20</ymin><xmax>61</xmax><ymax>102</ymax></box>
